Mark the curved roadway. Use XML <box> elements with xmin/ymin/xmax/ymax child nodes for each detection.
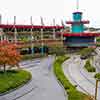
<box><xmin>0</xmin><ymin>56</ymin><xmax>67</xmax><ymax>100</ymax></box>
<box><xmin>62</xmin><ymin>55</ymin><xmax>100</xmax><ymax>100</ymax></box>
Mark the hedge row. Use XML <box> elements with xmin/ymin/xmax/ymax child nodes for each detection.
<box><xmin>53</xmin><ymin>56</ymin><xmax>92</xmax><ymax>100</ymax></box>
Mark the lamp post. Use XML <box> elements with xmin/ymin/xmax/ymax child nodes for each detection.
<box><xmin>95</xmin><ymin>79</ymin><xmax>100</xmax><ymax>100</ymax></box>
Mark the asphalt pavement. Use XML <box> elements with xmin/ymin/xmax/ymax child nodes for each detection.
<box><xmin>0</xmin><ymin>56</ymin><xmax>67</xmax><ymax>100</ymax></box>
<box><xmin>62</xmin><ymin>55</ymin><xmax>100</xmax><ymax>100</ymax></box>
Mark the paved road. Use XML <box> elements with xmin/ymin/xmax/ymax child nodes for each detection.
<box><xmin>0</xmin><ymin>56</ymin><xmax>67</xmax><ymax>100</ymax></box>
<box><xmin>62</xmin><ymin>55</ymin><xmax>100</xmax><ymax>100</ymax></box>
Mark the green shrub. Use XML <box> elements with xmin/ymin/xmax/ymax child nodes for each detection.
<box><xmin>84</xmin><ymin>60</ymin><xmax>96</xmax><ymax>72</ymax></box>
<box><xmin>80</xmin><ymin>48</ymin><xmax>95</xmax><ymax>59</ymax></box>
<box><xmin>21</xmin><ymin>54</ymin><xmax>46</xmax><ymax>61</ymax></box>
<box><xmin>53</xmin><ymin>56</ymin><xmax>91</xmax><ymax>100</ymax></box>
<box><xmin>96</xmin><ymin>43</ymin><xmax>100</xmax><ymax>47</ymax></box>
<box><xmin>48</xmin><ymin>47</ymin><xmax>66</xmax><ymax>56</ymax></box>
<box><xmin>94</xmin><ymin>73</ymin><xmax>100</xmax><ymax>80</ymax></box>
<box><xmin>96</xmin><ymin>37</ymin><xmax>100</xmax><ymax>42</ymax></box>
<box><xmin>0</xmin><ymin>70</ymin><xmax>32</xmax><ymax>93</ymax></box>
<box><xmin>22</xmin><ymin>54</ymin><xmax>34</xmax><ymax>60</ymax></box>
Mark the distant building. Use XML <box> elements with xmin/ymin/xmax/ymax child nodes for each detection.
<box><xmin>63</xmin><ymin>11</ymin><xmax>100</xmax><ymax>48</ymax></box>
<box><xmin>0</xmin><ymin>17</ymin><xmax>64</xmax><ymax>54</ymax></box>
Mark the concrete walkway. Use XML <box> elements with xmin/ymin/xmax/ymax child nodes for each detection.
<box><xmin>0</xmin><ymin>56</ymin><xmax>67</xmax><ymax>100</ymax></box>
<box><xmin>62</xmin><ymin>55</ymin><xmax>100</xmax><ymax>100</ymax></box>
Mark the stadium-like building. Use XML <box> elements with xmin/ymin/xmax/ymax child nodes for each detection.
<box><xmin>0</xmin><ymin>16</ymin><xmax>65</xmax><ymax>54</ymax></box>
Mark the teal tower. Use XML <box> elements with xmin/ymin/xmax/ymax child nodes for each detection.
<box><xmin>63</xmin><ymin>0</ymin><xmax>99</xmax><ymax>47</ymax></box>
<box><xmin>63</xmin><ymin>11</ymin><xmax>97</xmax><ymax>47</ymax></box>
<box><xmin>72</xmin><ymin>12</ymin><xmax>84</xmax><ymax>33</ymax></box>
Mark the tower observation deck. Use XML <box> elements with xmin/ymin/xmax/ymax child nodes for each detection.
<box><xmin>67</xmin><ymin>12</ymin><xmax>89</xmax><ymax>33</ymax></box>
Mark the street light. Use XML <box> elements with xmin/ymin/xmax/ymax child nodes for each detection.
<box><xmin>95</xmin><ymin>79</ymin><xmax>100</xmax><ymax>100</ymax></box>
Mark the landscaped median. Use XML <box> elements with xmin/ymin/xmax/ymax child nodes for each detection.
<box><xmin>53</xmin><ymin>56</ymin><xmax>93</xmax><ymax>100</ymax></box>
<box><xmin>79</xmin><ymin>48</ymin><xmax>95</xmax><ymax>59</ymax></box>
<box><xmin>84</xmin><ymin>60</ymin><xmax>96</xmax><ymax>72</ymax></box>
<box><xmin>0</xmin><ymin>70</ymin><xmax>32</xmax><ymax>94</ymax></box>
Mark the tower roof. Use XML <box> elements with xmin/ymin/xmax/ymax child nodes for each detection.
<box><xmin>66</xmin><ymin>20</ymin><xmax>89</xmax><ymax>24</ymax></box>
<box><xmin>73</xmin><ymin>12</ymin><xmax>82</xmax><ymax>14</ymax></box>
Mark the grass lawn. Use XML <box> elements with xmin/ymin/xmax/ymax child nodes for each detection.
<box><xmin>54</xmin><ymin>56</ymin><xmax>93</xmax><ymax>100</ymax></box>
<box><xmin>0</xmin><ymin>70</ymin><xmax>32</xmax><ymax>94</ymax></box>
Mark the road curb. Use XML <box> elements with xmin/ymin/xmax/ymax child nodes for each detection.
<box><xmin>0</xmin><ymin>78</ymin><xmax>32</xmax><ymax>96</ymax></box>
<box><xmin>53</xmin><ymin>57</ymin><xmax>68</xmax><ymax>100</ymax></box>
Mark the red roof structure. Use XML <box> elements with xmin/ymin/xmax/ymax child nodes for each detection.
<box><xmin>0</xmin><ymin>24</ymin><xmax>64</xmax><ymax>29</ymax></box>
<box><xmin>66</xmin><ymin>21</ymin><xmax>89</xmax><ymax>24</ymax></box>
<box><xmin>63</xmin><ymin>33</ymin><xmax>100</xmax><ymax>37</ymax></box>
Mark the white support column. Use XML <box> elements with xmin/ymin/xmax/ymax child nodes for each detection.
<box><xmin>14</xmin><ymin>28</ymin><xmax>17</xmax><ymax>43</ymax></box>
<box><xmin>14</xmin><ymin>16</ymin><xmax>17</xmax><ymax>43</ymax></box>
<box><xmin>53</xmin><ymin>28</ymin><xmax>56</xmax><ymax>40</ymax></box>
<box><xmin>61</xmin><ymin>20</ymin><xmax>64</xmax><ymax>41</ymax></box>
<box><xmin>40</xmin><ymin>17</ymin><xmax>44</xmax><ymax>41</ymax></box>
<box><xmin>60</xmin><ymin>29</ymin><xmax>63</xmax><ymax>41</ymax></box>
<box><xmin>41</xmin><ymin>28</ymin><xmax>44</xmax><ymax>55</ymax></box>
<box><xmin>53</xmin><ymin>18</ymin><xmax>56</xmax><ymax>40</ymax></box>
<box><xmin>0</xmin><ymin>28</ymin><xmax>4</xmax><ymax>41</ymax></box>
<box><xmin>41</xmin><ymin>28</ymin><xmax>44</xmax><ymax>46</ymax></box>
<box><xmin>30</xmin><ymin>16</ymin><xmax>34</xmax><ymax>54</ymax></box>
<box><xmin>0</xmin><ymin>15</ymin><xmax>3</xmax><ymax>41</ymax></box>
<box><xmin>31</xmin><ymin>29</ymin><xmax>34</xmax><ymax>54</ymax></box>
<box><xmin>4</xmin><ymin>35</ymin><xmax>7</xmax><ymax>41</ymax></box>
<box><xmin>0</xmin><ymin>29</ymin><xmax>6</xmax><ymax>41</ymax></box>
<box><xmin>0</xmin><ymin>14</ymin><xmax>2</xmax><ymax>24</ymax></box>
<box><xmin>0</xmin><ymin>34</ymin><xmax>3</xmax><ymax>41</ymax></box>
<box><xmin>40</xmin><ymin>17</ymin><xmax>44</xmax><ymax>55</ymax></box>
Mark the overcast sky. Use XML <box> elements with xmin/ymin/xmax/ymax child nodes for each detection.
<box><xmin>0</xmin><ymin>0</ymin><xmax>100</xmax><ymax>27</ymax></box>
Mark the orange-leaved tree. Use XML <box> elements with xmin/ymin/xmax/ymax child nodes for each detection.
<box><xmin>0</xmin><ymin>41</ymin><xmax>21</xmax><ymax>72</ymax></box>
